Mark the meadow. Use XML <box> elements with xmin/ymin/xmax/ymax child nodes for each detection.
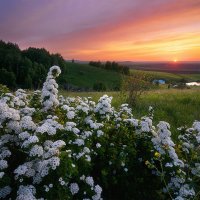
<box><xmin>130</xmin><ymin>69</ymin><xmax>200</xmax><ymax>83</ymax></box>
<box><xmin>60</xmin><ymin>87</ymin><xmax>200</xmax><ymax>138</ymax></box>
<box><xmin>64</xmin><ymin>62</ymin><xmax>200</xmax><ymax>91</ymax></box>
<box><xmin>1</xmin><ymin>66</ymin><xmax>200</xmax><ymax>200</ymax></box>
<box><xmin>64</xmin><ymin>62</ymin><xmax>122</xmax><ymax>90</ymax></box>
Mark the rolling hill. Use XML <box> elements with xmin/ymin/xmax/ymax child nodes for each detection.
<box><xmin>64</xmin><ymin>62</ymin><xmax>122</xmax><ymax>90</ymax></box>
<box><xmin>64</xmin><ymin>62</ymin><xmax>200</xmax><ymax>90</ymax></box>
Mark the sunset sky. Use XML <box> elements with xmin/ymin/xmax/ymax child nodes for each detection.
<box><xmin>0</xmin><ymin>0</ymin><xmax>200</xmax><ymax>61</ymax></box>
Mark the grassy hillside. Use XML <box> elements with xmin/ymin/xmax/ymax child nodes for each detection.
<box><xmin>63</xmin><ymin>62</ymin><xmax>200</xmax><ymax>91</ymax></box>
<box><xmin>60</xmin><ymin>88</ymin><xmax>200</xmax><ymax>138</ymax></box>
<box><xmin>64</xmin><ymin>62</ymin><xmax>122</xmax><ymax>90</ymax></box>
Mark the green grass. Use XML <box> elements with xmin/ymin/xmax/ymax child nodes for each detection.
<box><xmin>132</xmin><ymin>88</ymin><xmax>200</xmax><ymax>137</ymax></box>
<box><xmin>60</xmin><ymin>88</ymin><xmax>200</xmax><ymax>138</ymax></box>
<box><xmin>61</xmin><ymin>62</ymin><xmax>200</xmax><ymax>137</ymax></box>
<box><xmin>130</xmin><ymin>69</ymin><xmax>200</xmax><ymax>83</ymax></box>
<box><xmin>180</xmin><ymin>74</ymin><xmax>200</xmax><ymax>81</ymax></box>
<box><xmin>63</xmin><ymin>62</ymin><xmax>200</xmax><ymax>91</ymax></box>
<box><xmin>64</xmin><ymin>62</ymin><xmax>122</xmax><ymax>90</ymax></box>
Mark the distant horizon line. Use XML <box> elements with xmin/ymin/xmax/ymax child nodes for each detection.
<box><xmin>66</xmin><ymin>59</ymin><xmax>200</xmax><ymax>63</ymax></box>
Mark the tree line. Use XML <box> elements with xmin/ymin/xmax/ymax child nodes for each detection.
<box><xmin>89</xmin><ymin>61</ymin><xmax>130</xmax><ymax>75</ymax></box>
<box><xmin>0</xmin><ymin>40</ymin><xmax>67</xmax><ymax>89</ymax></box>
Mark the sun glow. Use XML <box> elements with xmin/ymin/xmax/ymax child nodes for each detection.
<box><xmin>173</xmin><ymin>59</ymin><xmax>177</xmax><ymax>62</ymax></box>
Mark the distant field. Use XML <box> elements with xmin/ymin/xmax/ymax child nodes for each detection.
<box><xmin>60</xmin><ymin>88</ymin><xmax>200</xmax><ymax>138</ymax></box>
<box><xmin>124</xmin><ymin>61</ymin><xmax>200</xmax><ymax>73</ymax></box>
<box><xmin>64</xmin><ymin>62</ymin><xmax>200</xmax><ymax>91</ymax></box>
<box><xmin>130</xmin><ymin>69</ymin><xmax>200</xmax><ymax>83</ymax></box>
<box><xmin>65</xmin><ymin>62</ymin><xmax>122</xmax><ymax>90</ymax></box>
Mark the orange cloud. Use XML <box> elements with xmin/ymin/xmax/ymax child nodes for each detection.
<box><xmin>13</xmin><ymin>0</ymin><xmax>200</xmax><ymax>61</ymax></box>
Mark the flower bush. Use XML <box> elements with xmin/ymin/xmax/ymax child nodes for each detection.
<box><xmin>0</xmin><ymin>66</ymin><xmax>199</xmax><ymax>200</ymax></box>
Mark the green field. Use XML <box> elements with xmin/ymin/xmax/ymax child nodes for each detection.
<box><xmin>64</xmin><ymin>62</ymin><xmax>122</xmax><ymax>90</ymax></box>
<box><xmin>60</xmin><ymin>88</ymin><xmax>200</xmax><ymax>138</ymax></box>
<box><xmin>130</xmin><ymin>69</ymin><xmax>200</xmax><ymax>83</ymax></box>
<box><xmin>64</xmin><ymin>62</ymin><xmax>200</xmax><ymax>91</ymax></box>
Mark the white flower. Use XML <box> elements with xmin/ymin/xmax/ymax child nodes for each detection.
<box><xmin>70</xmin><ymin>183</ymin><xmax>79</xmax><ymax>195</ymax></box>
<box><xmin>22</xmin><ymin>136</ymin><xmax>39</xmax><ymax>148</ymax></box>
<box><xmin>20</xmin><ymin>116</ymin><xmax>36</xmax><ymax>131</ymax></box>
<box><xmin>51</xmin><ymin>140</ymin><xmax>66</xmax><ymax>148</ymax></box>
<box><xmin>94</xmin><ymin>184</ymin><xmax>102</xmax><ymax>195</ymax></box>
<box><xmin>0</xmin><ymin>160</ymin><xmax>8</xmax><ymax>170</ymax></box>
<box><xmin>80</xmin><ymin>175</ymin><xmax>85</xmax><ymax>180</ymax></box>
<box><xmin>85</xmin><ymin>176</ymin><xmax>94</xmax><ymax>187</ymax></box>
<box><xmin>179</xmin><ymin>184</ymin><xmax>195</xmax><ymax>198</ymax></box>
<box><xmin>14</xmin><ymin>165</ymin><xmax>28</xmax><ymax>176</ymax></box>
<box><xmin>141</xmin><ymin>117</ymin><xmax>152</xmax><ymax>132</ymax></box>
<box><xmin>29</xmin><ymin>145</ymin><xmax>44</xmax><ymax>157</ymax></box>
<box><xmin>72</xmin><ymin>127</ymin><xmax>80</xmax><ymax>134</ymax></box>
<box><xmin>124</xmin><ymin>168</ymin><xmax>128</xmax><ymax>172</ymax></box>
<box><xmin>97</xmin><ymin>130</ymin><xmax>104</xmax><ymax>137</ymax></box>
<box><xmin>96</xmin><ymin>143</ymin><xmax>101</xmax><ymax>148</ymax></box>
<box><xmin>16</xmin><ymin>185</ymin><xmax>36</xmax><ymax>200</ymax></box>
<box><xmin>67</xmin><ymin>111</ymin><xmax>75</xmax><ymax>119</ymax></box>
<box><xmin>73</xmin><ymin>139</ymin><xmax>84</xmax><ymax>146</ymax></box>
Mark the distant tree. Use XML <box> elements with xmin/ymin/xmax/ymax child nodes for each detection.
<box><xmin>120</xmin><ymin>72</ymin><xmax>152</xmax><ymax>106</ymax></box>
<box><xmin>121</xmin><ymin>66</ymin><xmax>130</xmax><ymax>75</ymax></box>
<box><xmin>105</xmin><ymin>61</ymin><xmax>112</xmax><ymax>70</ymax></box>
<box><xmin>89</xmin><ymin>60</ymin><xmax>130</xmax><ymax>75</ymax></box>
<box><xmin>24</xmin><ymin>75</ymin><xmax>32</xmax><ymax>89</ymax></box>
<box><xmin>89</xmin><ymin>61</ymin><xmax>102</xmax><ymax>68</ymax></box>
<box><xmin>22</xmin><ymin>47</ymin><xmax>51</xmax><ymax>66</ymax></box>
<box><xmin>0</xmin><ymin>40</ymin><xmax>68</xmax><ymax>89</ymax></box>
<box><xmin>111</xmin><ymin>61</ymin><xmax>118</xmax><ymax>71</ymax></box>
<box><xmin>0</xmin><ymin>68</ymin><xmax>16</xmax><ymax>89</ymax></box>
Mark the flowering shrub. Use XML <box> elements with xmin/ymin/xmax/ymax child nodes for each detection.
<box><xmin>0</xmin><ymin>66</ymin><xmax>199</xmax><ymax>200</ymax></box>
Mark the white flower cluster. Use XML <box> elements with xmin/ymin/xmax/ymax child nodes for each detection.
<box><xmin>85</xmin><ymin>117</ymin><xmax>103</xmax><ymax>130</ymax></box>
<box><xmin>15</xmin><ymin>89</ymin><xmax>28</xmax><ymax>107</ymax></box>
<box><xmin>150</xmin><ymin>122</ymin><xmax>197</xmax><ymax>199</ymax></box>
<box><xmin>176</xmin><ymin>121</ymin><xmax>200</xmax><ymax>199</ymax></box>
<box><xmin>1</xmin><ymin>65</ymin><xmax>199</xmax><ymax>200</ymax></box>
<box><xmin>0</xmin><ymin>137</ymin><xmax>12</xmax><ymax>171</ymax></box>
<box><xmin>94</xmin><ymin>95</ymin><xmax>113</xmax><ymax>117</ymax></box>
<box><xmin>76</xmin><ymin>97</ymin><xmax>94</xmax><ymax>114</ymax></box>
<box><xmin>118</xmin><ymin>104</ymin><xmax>133</xmax><ymax>118</ymax></box>
<box><xmin>152</xmin><ymin>122</ymin><xmax>184</xmax><ymax>167</ymax></box>
<box><xmin>0</xmin><ymin>101</ymin><xmax>20</xmax><ymax>127</ymax></box>
<box><xmin>16</xmin><ymin>185</ymin><xmax>37</xmax><ymax>200</ymax></box>
<box><xmin>41</xmin><ymin>66</ymin><xmax>61</xmax><ymax>111</ymax></box>
<box><xmin>140</xmin><ymin>117</ymin><xmax>152</xmax><ymax>133</ymax></box>
<box><xmin>36</xmin><ymin>117</ymin><xmax>64</xmax><ymax>135</ymax></box>
<box><xmin>0</xmin><ymin>66</ymin><xmax>104</xmax><ymax>199</ymax></box>
<box><xmin>69</xmin><ymin>183</ymin><xmax>79</xmax><ymax>195</ymax></box>
<box><xmin>79</xmin><ymin>175</ymin><xmax>102</xmax><ymax>200</ymax></box>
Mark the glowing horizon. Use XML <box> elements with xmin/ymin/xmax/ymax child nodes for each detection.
<box><xmin>0</xmin><ymin>0</ymin><xmax>200</xmax><ymax>61</ymax></box>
